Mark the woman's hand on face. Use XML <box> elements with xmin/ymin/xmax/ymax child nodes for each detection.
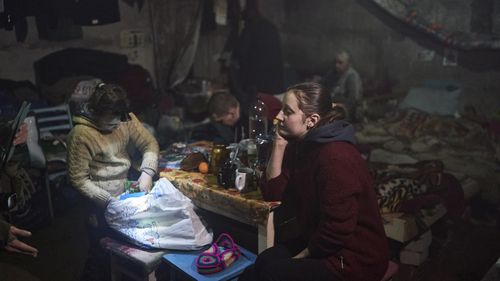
<box><xmin>273</xmin><ymin>128</ymin><xmax>288</xmax><ymax>149</ymax></box>
<box><xmin>137</xmin><ymin>172</ymin><xmax>153</xmax><ymax>193</ymax></box>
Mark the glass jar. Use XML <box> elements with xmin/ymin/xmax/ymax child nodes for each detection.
<box><xmin>209</xmin><ymin>144</ymin><xmax>229</xmax><ymax>174</ymax></box>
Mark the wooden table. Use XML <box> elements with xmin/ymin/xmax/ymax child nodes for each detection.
<box><xmin>160</xmin><ymin>168</ymin><xmax>279</xmax><ymax>253</ymax></box>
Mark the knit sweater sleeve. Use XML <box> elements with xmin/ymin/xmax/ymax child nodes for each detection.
<box><xmin>308</xmin><ymin>154</ymin><xmax>362</xmax><ymax>257</ymax></box>
<box><xmin>127</xmin><ymin>113</ymin><xmax>159</xmax><ymax>175</ymax></box>
<box><xmin>260</xmin><ymin>170</ymin><xmax>289</xmax><ymax>201</ymax></box>
<box><xmin>67</xmin><ymin>131</ymin><xmax>112</xmax><ymax>208</ymax></box>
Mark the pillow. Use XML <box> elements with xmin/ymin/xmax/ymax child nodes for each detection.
<box><xmin>399</xmin><ymin>86</ymin><xmax>461</xmax><ymax>116</ymax></box>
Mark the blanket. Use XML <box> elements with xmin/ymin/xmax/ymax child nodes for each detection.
<box><xmin>371</xmin><ymin>160</ymin><xmax>464</xmax><ymax>219</ymax></box>
<box><xmin>358</xmin><ymin>108</ymin><xmax>499</xmax><ymax>202</ymax></box>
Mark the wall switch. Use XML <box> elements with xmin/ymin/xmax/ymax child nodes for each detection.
<box><xmin>120</xmin><ymin>30</ymin><xmax>146</xmax><ymax>48</ymax></box>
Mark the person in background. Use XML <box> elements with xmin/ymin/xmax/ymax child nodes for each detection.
<box><xmin>67</xmin><ymin>83</ymin><xmax>159</xmax><ymax>207</ymax></box>
<box><xmin>0</xmin><ymin>122</ymin><xmax>38</xmax><ymax>257</ymax></box>
<box><xmin>240</xmin><ymin>82</ymin><xmax>388</xmax><ymax>281</ymax></box>
<box><xmin>230</xmin><ymin>0</ymin><xmax>284</xmax><ymax>113</ymax></box>
<box><xmin>191</xmin><ymin>91</ymin><xmax>282</xmax><ymax>144</ymax></box>
<box><xmin>66</xmin><ymin>83</ymin><xmax>159</xmax><ymax>281</ymax></box>
<box><xmin>191</xmin><ymin>92</ymin><xmax>244</xmax><ymax>145</ymax></box>
<box><xmin>322</xmin><ymin>50</ymin><xmax>363</xmax><ymax>121</ymax></box>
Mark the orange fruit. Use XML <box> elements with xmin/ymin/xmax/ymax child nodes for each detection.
<box><xmin>198</xmin><ymin>161</ymin><xmax>209</xmax><ymax>174</ymax></box>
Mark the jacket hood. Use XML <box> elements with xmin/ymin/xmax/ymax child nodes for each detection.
<box><xmin>303</xmin><ymin>120</ymin><xmax>356</xmax><ymax>144</ymax></box>
<box><xmin>72</xmin><ymin>114</ymin><xmax>99</xmax><ymax>130</ymax></box>
<box><xmin>72</xmin><ymin>104</ymin><xmax>100</xmax><ymax>130</ymax></box>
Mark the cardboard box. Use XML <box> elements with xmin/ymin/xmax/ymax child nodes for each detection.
<box><xmin>383</xmin><ymin>204</ymin><xmax>446</xmax><ymax>242</ymax></box>
<box><xmin>404</xmin><ymin>230</ymin><xmax>432</xmax><ymax>252</ymax></box>
<box><xmin>400</xmin><ymin>248</ymin><xmax>429</xmax><ymax>266</ymax></box>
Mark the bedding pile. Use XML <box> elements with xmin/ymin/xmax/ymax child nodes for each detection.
<box><xmin>357</xmin><ymin>108</ymin><xmax>499</xmax><ymax>203</ymax></box>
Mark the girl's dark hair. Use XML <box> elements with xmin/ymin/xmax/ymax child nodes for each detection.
<box><xmin>286</xmin><ymin>82</ymin><xmax>345</xmax><ymax>126</ymax></box>
<box><xmin>88</xmin><ymin>83</ymin><xmax>129</xmax><ymax>117</ymax></box>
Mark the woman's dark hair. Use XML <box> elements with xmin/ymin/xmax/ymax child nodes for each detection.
<box><xmin>286</xmin><ymin>82</ymin><xmax>345</xmax><ymax>126</ymax></box>
<box><xmin>88</xmin><ymin>83</ymin><xmax>130</xmax><ymax>118</ymax></box>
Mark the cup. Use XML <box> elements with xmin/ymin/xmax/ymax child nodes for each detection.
<box><xmin>234</xmin><ymin>167</ymin><xmax>254</xmax><ymax>192</ymax></box>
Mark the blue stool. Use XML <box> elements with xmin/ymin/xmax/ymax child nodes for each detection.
<box><xmin>163</xmin><ymin>246</ymin><xmax>257</xmax><ymax>281</ymax></box>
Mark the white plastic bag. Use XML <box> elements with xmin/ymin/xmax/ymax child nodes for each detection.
<box><xmin>105</xmin><ymin>178</ymin><xmax>213</xmax><ymax>250</ymax></box>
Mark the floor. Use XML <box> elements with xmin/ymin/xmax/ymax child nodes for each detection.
<box><xmin>395</xmin><ymin>217</ymin><xmax>500</xmax><ymax>281</ymax></box>
<box><xmin>1</xmin><ymin>190</ymin><xmax>500</xmax><ymax>281</ymax></box>
<box><xmin>0</xmin><ymin>199</ymin><xmax>88</xmax><ymax>281</ymax></box>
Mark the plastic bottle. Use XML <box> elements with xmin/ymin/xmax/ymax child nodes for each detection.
<box><xmin>217</xmin><ymin>143</ymin><xmax>241</xmax><ymax>189</ymax></box>
<box><xmin>247</xmin><ymin>139</ymin><xmax>258</xmax><ymax>168</ymax></box>
<box><xmin>248</xmin><ymin>99</ymin><xmax>268</xmax><ymax>140</ymax></box>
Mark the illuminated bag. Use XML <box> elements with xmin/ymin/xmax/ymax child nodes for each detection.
<box><xmin>105</xmin><ymin>178</ymin><xmax>213</xmax><ymax>250</ymax></box>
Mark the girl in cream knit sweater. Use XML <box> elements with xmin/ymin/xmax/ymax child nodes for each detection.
<box><xmin>67</xmin><ymin>83</ymin><xmax>159</xmax><ymax>208</ymax></box>
<box><xmin>67</xmin><ymin>83</ymin><xmax>160</xmax><ymax>281</ymax></box>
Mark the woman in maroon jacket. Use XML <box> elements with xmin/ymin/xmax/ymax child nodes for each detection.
<box><xmin>240</xmin><ymin>82</ymin><xmax>388</xmax><ymax>281</ymax></box>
